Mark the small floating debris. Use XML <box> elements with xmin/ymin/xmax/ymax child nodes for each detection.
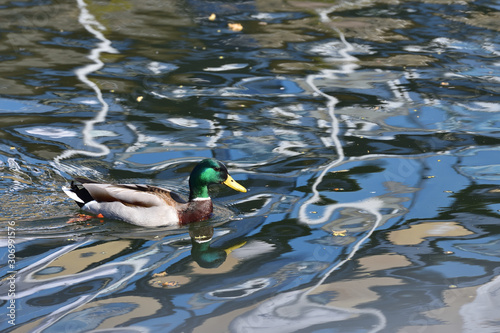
<box><xmin>162</xmin><ymin>281</ymin><xmax>179</xmax><ymax>288</ymax></box>
<box><xmin>228</xmin><ymin>23</ymin><xmax>243</xmax><ymax>32</ymax></box>
<box><xmin>444</xmin><ymin>251</ymin><xmax>454</xmax><ymax>255</ymax></box>
<box><xmin>136</xmin><ymin>96</ymin><xmax>143</xmax><ymax>102</ymax></box>
<box><xmin>208</xmin><ymin>13</ymin><xmax>216</xmax><ymax>21</ymax></box>
<box><xmin>333</xmin><ymin>229</ymin><xmax>347</xmax><ymax>237</ymax></box>
<box><xmin>152</xmin><ymin>272</ymin><xmax>167</xmax><ymax>278</ymax></box>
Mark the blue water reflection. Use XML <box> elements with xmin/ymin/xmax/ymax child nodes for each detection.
<box><xmin>1</xmin><ymin>0</ymin><xmax>500</xmax><ymax>332</ymax></box>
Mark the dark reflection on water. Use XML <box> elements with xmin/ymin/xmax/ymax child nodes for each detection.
<box><xmin>1</xmin><ymin>0</ymin><xmax>499</xmax><ymax>332</ymax></box>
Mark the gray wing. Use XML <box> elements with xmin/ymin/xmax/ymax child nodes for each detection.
<box><xmin>81</xmin><ymin>183</ymin><xmax>185</xmax><ymax>207</ymax></box>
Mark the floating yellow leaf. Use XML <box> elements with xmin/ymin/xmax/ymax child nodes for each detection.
<box><xmin>208</xmin><ymin>13</ymin><xmax>216</xmax><ymax>21</ymax></box>
<box><xmin>333</xmin><ymin>229</ymin><xmax>347</xmax><ymax>237</ymax></box>
<box><xmin>163</xmin><ymin>281</ymin><xmax>179</xmax><ymax>288</ymax></box>
<box><xmin>228</xmin><ymin>23</ymin><xmax>243</xmax><ymax>32</ymax></box>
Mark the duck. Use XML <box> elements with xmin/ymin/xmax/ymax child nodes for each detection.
<box><xmin>63</xmin><ymin>158</ymin><xmax>247</xmax><ymax>227</ymax></box>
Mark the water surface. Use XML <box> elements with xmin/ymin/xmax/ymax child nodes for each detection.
<box><xmin>1</xmin><ymin>0</ymin><xmax>499</xmax><ymax>332</ymax></box>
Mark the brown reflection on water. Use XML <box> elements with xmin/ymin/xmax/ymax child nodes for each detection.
<box><xmin>33</xmin><ymin>240</ymin><xmax>133</xmax><ymax>279</ymax></box>
<box><xmin>360</xmin><ymin>54</ymin><xmax>437</xmax><ymax>68</ymax></box>
<box><xmin>11</xmin><ymin>296</ymin><xmax>161</xmax><ymax>333</ymax></box>
<box><xmin>189</xmin><ymin>253</ymin><xmax>410</xmax><ymax>332</ymax></box>
<box><xmin>388</xmin><ymin>221</ymin><xmax>474</xmax><ymax>246</ymax></box>
<box><xmin>306</xmin><ymin>254</ymin><xmax>410</xmax><ymax>309</ymax></box>
<box><xmin>398</xmin><ymin>285</ymin><xmax>477</xmax><ymax>333</ymax></box>
<box><xmin>0</xmin><ymin>0</ymin><xmax>449</xmax><ymax>96</ymax></box>
<box><xmin>358</xmin><ymin>253</ymin><xmax>412</xmax><ymax>272</ymax></box>
<box><xmin>72</xmin><ymin>296</ymin><xmax>162</xmax><ymax>329</ymax></box>
<box><xmin>0</xmin><ymin>2</ymin><xmax>86</xmax><ymax>95</ymax></box>
<box><xmin>446</xmin><ymin>10</ymin><xmax>500</xmax><ymax>32</ymax></box>
<box><xmin>326</xmin><ymin>17</ymin><xmax>411</xmax><ymax>42</ymax></box>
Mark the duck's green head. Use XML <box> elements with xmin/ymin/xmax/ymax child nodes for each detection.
<box><xmin>189</xmin><ymin>158</ymin><xmax>247</xmax><ymax>200</ymax></box>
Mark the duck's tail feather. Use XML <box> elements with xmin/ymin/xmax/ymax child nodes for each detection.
<box><xmin>63</xmin><ymin>181</ymin><xmax>94</xmax><ymax>207</ymax></box>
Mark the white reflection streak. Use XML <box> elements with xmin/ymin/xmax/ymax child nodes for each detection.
<box><xmin>291</xmin><ymin>17</ymin><xmax>386</xmax><ymax>332</ymax></box>
<box><xmin>53</xmin><ymin>0</ymin><xmax>117</xmax><ymax>165</ymax></box>
<box><xmin>231</xmin><ymin>21</ymin><xmax>388</xmax><ymax>333</ymax></box>
<box><xmin>461</xmin><ymin>274</ymin><xmax>500</xmax><ymax>332</ymax></box>
<box><xmin>230</xmin><ymin>199</ymin><xmax>386</xmax><ymax>333</ymax></box>
<box><xmin>299</xmin><ymin>29</ymin><xmax>354</xmax><ymax>225</ymax></box>
<box><xmin>302</xmin><ymin>198</ymin><xmax>384</xmax><ymax>295</ymax></box>
<box><xmin>3</xmin><ymin>236</ymin><xmax>166</xmax><ymax>333</ymax></box>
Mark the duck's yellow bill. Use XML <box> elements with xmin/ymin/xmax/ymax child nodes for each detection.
<box><xmin>223</xmin><ymin>175</ymin><xmax>247</xmax><ymax>193</ymax></box>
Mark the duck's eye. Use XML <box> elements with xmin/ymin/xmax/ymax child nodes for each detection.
<box><xmin>213</xmin><ymin>167</ymin><xmax>221</xmax><ymax>172</ymax></box>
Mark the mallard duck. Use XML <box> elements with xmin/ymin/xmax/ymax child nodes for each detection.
<box><xmin>63</xmin><ymin>158</ymin><xmax>247</xmax><ymax>227</ymax></box>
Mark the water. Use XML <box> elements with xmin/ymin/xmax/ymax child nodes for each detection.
<box><xmin>0</xmin><ymin>0</ymin><xmax>499</xmax><ymax>331</ymax></box>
